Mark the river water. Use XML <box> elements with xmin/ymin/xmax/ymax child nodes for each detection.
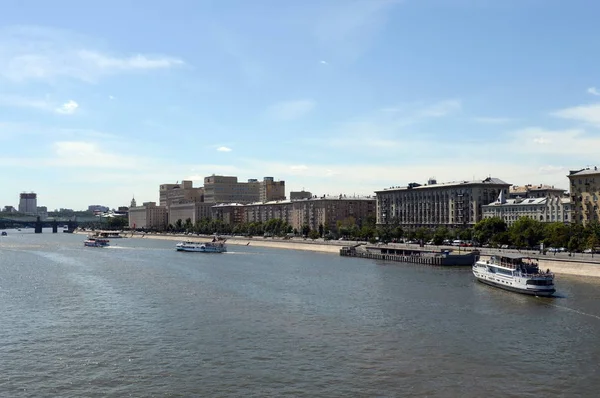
<box><xmin>1</xmin><ymin>229</ymin><xmax>599</xmax><ymax>397</ymax></box>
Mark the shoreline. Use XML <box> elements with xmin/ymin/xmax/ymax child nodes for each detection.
<box><xmin>77</xmin><ymin>231</ymin><xmax>600</xmax><ymax>278</ymax></box>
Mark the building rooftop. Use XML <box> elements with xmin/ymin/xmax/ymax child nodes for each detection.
<box><xmin>569</xmin><ymin>167</ymin><xmax>600</xmax><ymax>177</ymax></box>
<box><xmin>484</xmin><ymin>197</ymin><xmax>571</xmax><ymax>207</ymax></box>
<box><xmin>377</xmin><ymin>177</ymin><xmax>510</xmax><ymax>193</ymax></box>
<box><xmin>510</xmin><ymin>184</ymin><xmax>563</xmax><ymax>192</ymax></box>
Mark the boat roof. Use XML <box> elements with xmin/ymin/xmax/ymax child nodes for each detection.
<box><xmin>494</xmin><ymin>253</ymin><xmax>537</xmax><ymax>260</ymax></box>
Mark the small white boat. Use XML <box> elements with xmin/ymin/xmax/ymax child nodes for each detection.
<box><xmin>473</xmin><ymin>254</ymin><xmax>555</xmax><ymax>297</ymax></box>
<box><xmin>176</xmin><ymin>240</ymin><xmax>226</xmax><ymax>253</ymax></box>
<box><xmin>84</xmin><ymin>238</ymin><xmax>110</xmax><ymax>247</ymax></box>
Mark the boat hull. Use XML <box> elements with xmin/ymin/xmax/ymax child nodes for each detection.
<box><xmin>474</xmin><ymin>275</ymin><xmax>555</xmax><ymax>297</ymax></box>
<box><xmin>176</xmin><ymin>247</ymin><xmax>226</xmax><ymax>253</ymax></box>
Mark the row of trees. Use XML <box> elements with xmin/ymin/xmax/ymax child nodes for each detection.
<box><xmin>128</xmin><ymin>213</ymin><xmax>600</xmax><ymax>253</ymax></box>
<box><xmin>472</xmin><ymin>216</ymin><xmax>600</xmax><ymax>252</ymax></box>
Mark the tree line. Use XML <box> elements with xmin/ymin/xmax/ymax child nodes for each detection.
<box><xmin>129</xmin><ymin>214</ymin><xmax>600</xmax><ymax>253</ymax></box>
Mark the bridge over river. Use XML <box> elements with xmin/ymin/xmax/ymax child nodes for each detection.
<box><xmin>0</xmin><ymin>214</ymin><xmax>106</xmax><ymax>232</ymax></box>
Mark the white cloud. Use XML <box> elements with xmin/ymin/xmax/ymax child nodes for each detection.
<box><xmin>552</xmin><ymin>103</ymin><xmax>600</xmax><ymax>127</ymax></box>
<box><xmin>472</xmin><ymin>117</ymin><xmax>514</xmax><ymax>124</ymax></box>
<box><xmin>320</xmin><ymin>60</ymin><xmax>328</xmax><ymax>65</ymax></box>
<box><xmin>539</xmin><ymin>165</ymin><xmax>566</xmax><ymax>174</ymax></box>
<box><xmin>290</xmin><ymin>165</ymin><xmax>309</xmax><ymax>172</ymax></box>
<box><xmin>0</xmin><ymin>94</ymin><xmax>78</xmax><ymax>115</ymax></box>
<box><xmin>109</xmin><ymin>95</ymin><xmax>115</xmax><ymax>100</ymax></box>
<box><xmin>265</xmin><ymin>99</ymin><xmax>315</xmax><ymax>121</ymax></box>
<box><xmin>418</xmin><ymin>99</ymin><xmax>462</xmax><ymax>118</ymax></box>
<box><xmin>533</xmin><ymin>137</ymin><xmax>551</xmax><ymax>144</ymax></box>
<box><xmin>507</xmin><ymin>127</ymin><xmax>600</xmax><ymax>156</ymax></box>
<box><xmin>0</xmin><ymin>25</ymin><xmax>185</xmax><ymax>82</ymax></box>
<box><xmin>314</xmin><ymin>0</ymin><xmax>403</xmax><ymax>61</ymax></box>
<box><xmin>0</xmin><ymin>94</ymin><xmax>51</xmax><ymax>110</ymax></box>
<box><xmin>217</xmin><ymin>146</ymin><xmax>232</xmax><ymax>152</ymax></box>
<box><xmin>55</xmin><ymin>100</ymin><xmax>79</xmax><ymax>115</ymax></box>
<box><xmin>587</xmin><ymin>87</ymin><xmax>600</xmax><ymax>96</ymax></box>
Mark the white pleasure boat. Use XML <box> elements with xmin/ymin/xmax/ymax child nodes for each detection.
<box><xmin>176</xmin><ymin>239</ymin><xmax>227</xmax><ymax>253</ymax></box>
<box><xmin>473</xmin><ymin>254</ymin><xmax>555</xmax><ymax>297</ymax></box>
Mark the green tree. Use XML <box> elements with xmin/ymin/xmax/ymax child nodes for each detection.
<box><xmin>432</xmin><ymin>226</ymin><xmax>450</xmax><ymax>245</ymax></box>
<box><xmin>472</xmin><ymin>217</ymin><xmax>507</xmax><ymax>245</ymax></box>
<box><xmin>308</xmin><ymin>229</ymin><xmax>320</xmax><ymax>240</ymax></box>
<box><xmin>302</xmin><ymin>224</ymin><xmax>310</xmax><ymax>237</ymax></box>
<box><xmin>508</xmin><ymin>217</ymin><xmax>544</xmax><ymax>249</ymax></box>
<box><xmin>106</xmin><ymin>216</ymin><xmax>128</xmax><ymax>230</ymax></box>
<box><xmin>544</xmin><ymin>222</ymin><xmax>570</xmax><ymax>249</ymax></box>
<box><xmin>175</xmin><ymin>219</ymin><xmax>183</xmax><ymax>232</ymax></box>
<box><xmin>318</xmin><ymin>223</ymin><xmax>324</xmax><ymax>237</ymax></box>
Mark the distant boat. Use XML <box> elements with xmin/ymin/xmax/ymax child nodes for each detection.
<box><xmin>92</xmin><ymin>231</ymin><xmax>127</xmax><ymax>239</ymax></box>
<box><xmin>84</xmin><ymin>238</ymin><xmax>110</xmax><ymax>247</ymax></box>
<box><xmin>176</xmin><ymin>240</ymin><xmax>227</xmax><ymax>253</ymax></box>
<box><xmin>1</xmin><ymin>231</ymin><xmax>7</xmax><ymax>236</ymax></box>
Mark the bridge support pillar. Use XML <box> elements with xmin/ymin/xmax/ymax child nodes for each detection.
<box><xmin>52</xmin><ymin>220</ymin><xmax>58</xmax><ymax>233</ymax></box>
<box><xmin>35</xmin><ymin>216</ymin><xmax>43</xmax><ymax>233</ymax></box>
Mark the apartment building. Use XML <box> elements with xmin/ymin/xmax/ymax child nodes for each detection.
<box><xmin>18</xmin><ymin>192</ymin><xmax>37</xmax><ymax>214</ymax></box>
<box><xmin>128</xmin><ymin>202</ymin><xmax>167</xmax><ymax>230</ymax></box>
<box><xmin>568</xmin><ymin>167</ymin><xmax>600</xmax><ymax>225</ymax></box>
<box><xmin>260</xmin><ymin>177</ymin><xmax>286</xmax><ymax>202</ymax></box>
<box><xmin>508</xmin><ymin>184</ymin><xmax>565</xmax><ymax>199</ymax></box>
<box><xmin>238</xmin><ymin>195</ymin><xmax>376</xmax><ymax>232</ymax></box>
<box><xmin>212</xmin><ymin>203</ymin><xmax>245</xmax><ymax>225</ymax></box>
<box><xmin>375</xmin><ymin>177</ymin><xmax>511</xmax><ymax>228</ymax></box>
<box><xmin>482</xmin><ymin>195</ymin><xmax>571</xmax><ymax>226</ymax></box>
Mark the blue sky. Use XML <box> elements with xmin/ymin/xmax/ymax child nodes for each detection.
<box><xmin>1</xmin><ymin>0</ymin><xmax>600</xmax><ymax>210</ymax></box>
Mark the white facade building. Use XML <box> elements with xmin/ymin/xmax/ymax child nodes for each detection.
<box><xmin>482</xmin><ymin>195</ymin><xmax>571</xmax><ymax>226</ymax></box>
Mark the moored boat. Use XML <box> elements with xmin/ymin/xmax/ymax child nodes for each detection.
<box><xmin>176</xmin><ymin>240</ymin><xmax>226</xmax><ymax>253</ymax></box>
<box><xmin>84</xmin><ymin>238</ymin><xmax>110</xmax><ymax>247</ymax></box>
<box><xmin>473</xmin><ymin>254</ymin><xmax>555</xmax><ymax>297</ymax></box>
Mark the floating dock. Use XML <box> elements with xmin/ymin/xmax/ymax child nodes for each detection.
<box><xmin>340</xmin><ymin>245</ymin><xmax>479</xmax><ymax>266</ymax></box>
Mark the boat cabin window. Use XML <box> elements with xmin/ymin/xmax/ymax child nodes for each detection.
<box><xmin>526</xmin><ymin>280</ymin><xmax>553</xmax><ymax>286</ymax></box>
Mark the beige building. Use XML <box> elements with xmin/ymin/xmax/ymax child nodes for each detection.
<box><xmin>203</xmin><ymin>175</ymin><xmax>285</xmax><ymax>204</ymax></box>
<box><xmin>239</xmin><ymin>195</ymin><xmax>376</xmax><ymax>232</ymax></box>
<box><xmin>160</xmin><ymin>180</ymin><xmax>204</xmax><ymax>208</ymax></box>
<box><xmin>203</xmin><ymin>175</ymin><xmax>260</xmax><ymax>203</ymax></box>
<box><xmin>376</xmin><ymin>177</ymin><xmax>511</xmax><ymax>228</ymax></box>
<box><xmin>509</xmin><ymin>184</ymin><xmax>565</xmax><ymax>199</ymax></box>
<box><xmin>260</xmin><ymin>177</ymin><xmax>286</xmax><ymax>202</ymax></box>
<box><xmin>568</xmin><ymin>167</ymin><xmax>600</xmax><ymax>225</ymax></box>
<box><xmin>168</xmin><ymin>202</ymin><xmax>213</xmax><ymax>225</ymax></box>
<box><xmin>482</xmin><ymin>195</ymin><xmax>571</xmax><ymax>226</ymax></box>
<box><xmin>128</xmin><ymin>202</ymin><xmax>167</xmax><ymax>230</ymax></box>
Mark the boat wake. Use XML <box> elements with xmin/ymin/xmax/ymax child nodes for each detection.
<box><xmin>539</xmin><ymin>299</ymin><xmax>600</xmax><ymax>321</ymax></box>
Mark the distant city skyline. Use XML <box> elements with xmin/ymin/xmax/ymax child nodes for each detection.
<box><xmin>1</xmin><ymin>0</ymin><xmax>599</xmax><ymax>209</ymax></box>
